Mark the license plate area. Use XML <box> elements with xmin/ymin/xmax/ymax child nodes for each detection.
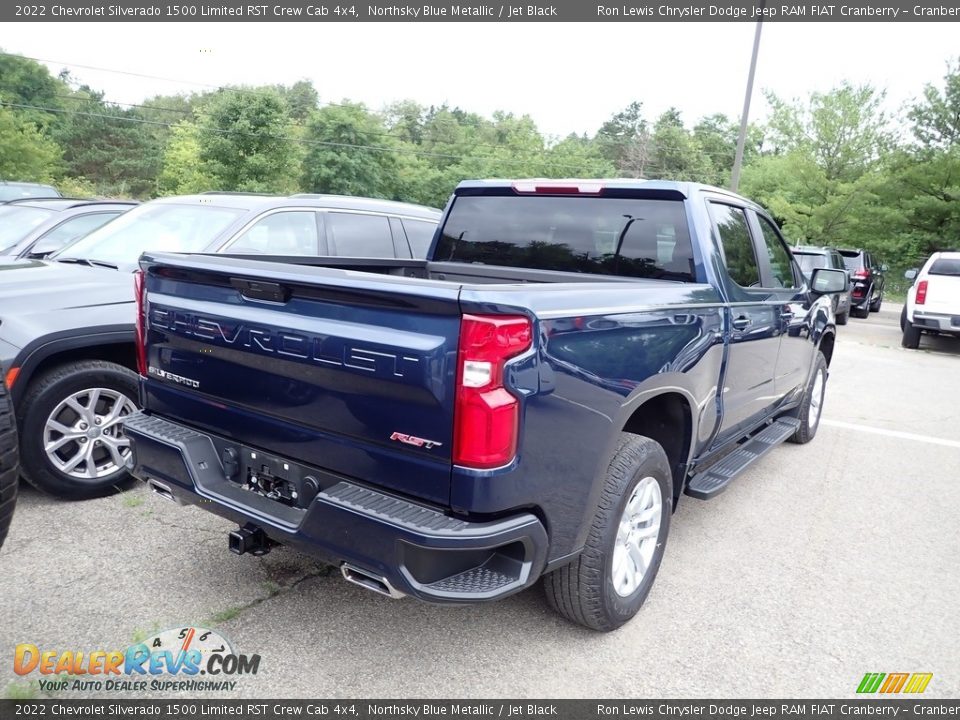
<box><xmin>238</xmin><ymin>447</ymin><xmax>320</xmax><ymax>509</ymax></box>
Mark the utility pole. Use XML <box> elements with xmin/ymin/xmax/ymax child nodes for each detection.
<box><xmin>730</xmin><ymin>3</ymin><xmax>765</xmax><ymax>192</ymax></box>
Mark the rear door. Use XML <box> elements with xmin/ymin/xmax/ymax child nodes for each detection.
<box><xmin>750</xmin><ymin>211</ymin><xmax>812</xmax><ymax>399</ymax></box>
<box><xmin>141</xmin><ymin>254</ymin><xmax>461</xmax><ymax>505</ymax></box>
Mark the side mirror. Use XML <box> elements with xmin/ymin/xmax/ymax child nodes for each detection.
<box><xmin>904</xmin><ymin>268</ymin><xmax>918</xmax><ymax>280</ymax></box>
<box><xmin>881</xmin><ymin>264</ymin><xmax>889</xmax><ymax>272</ymax></box>
<box><xmin>810</xmin><ymin>267</ymin><xmax>848</xmax><ymax>295</ymax></box>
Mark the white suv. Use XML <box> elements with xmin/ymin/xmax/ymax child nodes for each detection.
<box><xmin>901</xmin><ymin>251</ymin><xmax>960</xmax><ymax>349</ymax></box>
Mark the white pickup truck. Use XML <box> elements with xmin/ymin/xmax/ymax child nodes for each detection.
<box><xmin>901</xmin><ymin>251</ymin><xmax>960</xmax><ymax>348</ymax></box>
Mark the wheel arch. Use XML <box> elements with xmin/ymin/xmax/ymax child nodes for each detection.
<box><xmin>9</xmin><ymin>328</ymin><xmax>135</xmax><ymax>410</ymax></box>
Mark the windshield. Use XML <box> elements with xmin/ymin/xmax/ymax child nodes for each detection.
<box><xmin>929</xmin><ymin>257</ymin><xmax>960</xmax><ymax>276</ymax></box>
<box><xmin>54</xmin><ymin>203</ymin><xmax>244</xmax><ymax>265</ymax></box>
<box><xmin>435</xmin><ymin>195</ymin><xmax>695</xmax><ymax>281</ymax></box>
<box><xmin>0</xmin><ymin>205</ymin><xmax>55</xmax><ymax>253</ymax></box>
<box><xmin>793</xmin><ymin>252</ymin><xmax>830</xmax><ymax>277</ymax></box>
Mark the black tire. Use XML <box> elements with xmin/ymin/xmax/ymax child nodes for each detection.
<box><xmin>900</xmin><ymin>305</ymin><xmax>907</xmax><ymax>332</ymax></box>
<box><xmin>836</xmin><ymin>310</ymin><xmax>848</xmax><ymax>326</ymax></box>
<box><xmin>902</xmin><ymin>320</ymin><xmax>921</xmax><ymax>349</ymax></box>
<box><xmin>852</xmin><ymin>305</ymin><xmax>870</xmax><ymax>319</ymax></box>
<box><xmin>19</xmin><ymin>360</ymin><xmax>139</xmax><ymax>500</ymax></box>
<box><xmin>543</xmin><ymin>434</ymin><xmax>672</xmax><ymax>632</ymax></box>
<box><xmin>0</xmin><ymin>369</ymin><xmax>19</xmax><ymax>549</ymax></box>
<box><xmin>788</xmin><ymin>351</ymin><xmax>828</xmax><ymax>445</ymax></box>
<box><xmin>869</xmin><ymin>291</ymin><xmax>883</xmax><ymax>312</ymax></box>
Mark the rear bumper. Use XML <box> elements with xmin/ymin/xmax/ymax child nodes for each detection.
<box><xmin>123</xmin><ymin>412</ymin><xmax>548</xmax><ymax>603</ymax></box>
<box><xmin>912</xmin><ymin>312</ymin><xmax>960</xmax><ymax>334</ymax></box>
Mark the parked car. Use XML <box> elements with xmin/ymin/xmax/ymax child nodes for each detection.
<box><xmin>0</xmin><ymin>198</ymin><xmax>138</xmax><ymax>260</ymax></box>
<box><xmin>0</xmin><ymin>193</ymin><xmax>440</xmax><ymax>500</ymax></box>
<box><xmin>0</xmin><ymin>365</ymin><xmax>17</xmax><ymax>550</ymax></box>
<box><xmin>792</xmin><ymin>246</ymin><xmax>851</xmax><ymax>325</ymax></box>
<box><xmin>839</xmin><ymin>248</ymin><xmax>886</xmax><ymax>318</ymax></box>
<box><xmin>124</xmin><ymin>179</ymin><xmax>846</xmax><ymax>631</ymax></box>
<box><xmin>901</xmin><ymin>251</ymin><xmax>960</xmax><ymax>349</ymax></box>
<box><xmin>0</xmin><ymin>181</ymin><xmax>61</xmax><ymax>202</ymax></box>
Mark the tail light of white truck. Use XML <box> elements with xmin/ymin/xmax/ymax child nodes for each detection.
<box><xmin>453</xmin><ymin>314</ymin><xmax>532</xmax><ymax>469</ymax></box>
<box><xmin>916</xmin><ymin>279</ymin><xmax>928</xmax><ymax>305</ymax></box>
<box><xmin>134</xmin><ymin>269</ymin><xmax>147</xmax><ymax>377</ymax></box>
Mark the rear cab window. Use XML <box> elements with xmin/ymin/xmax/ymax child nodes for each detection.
<box><xmin>929</xmin><ymin>257</ymin><xmax>960</xmax><ymax>276</ymax></box>
<box><xmin>435</xmin><ymin>195</ymin><xmax>696</xmax><ymax>281</ymax></box>
<box><xmin>326</xmin><ymin>212</ymin><xmax>395</xmax><ymax>257</ymax></box>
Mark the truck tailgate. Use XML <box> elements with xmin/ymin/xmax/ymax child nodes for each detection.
<box><xmin>138</xmin><ymin>254</ymin><xmax>461</xmax><ymax>505</ymax></box>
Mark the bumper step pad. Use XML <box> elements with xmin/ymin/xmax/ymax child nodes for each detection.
<box><xmin>685</xmin><ymin>418</ymin><xmax>800</xmax><ymax>500</ymax></box>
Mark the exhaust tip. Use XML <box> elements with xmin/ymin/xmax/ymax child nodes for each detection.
<box><xmin>341</xmin><ymin>563</ymin><xmax>405</xmax><ymax>599</ymax></box>
<box><xmin>146</xmin><ymin>479</ymin><xmax>184</xmax><ymax>505</ymax></box>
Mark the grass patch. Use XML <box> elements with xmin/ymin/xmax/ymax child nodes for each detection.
<box><xmin>5</xmin><ymin>680</ymin><xmax>40</xmax><ymax>700</ymax></box>
<box><xmin>122</xmin><ymin>494</ymin><xmax>145</xmax><ymax>508</ymax></box>
<box><xmin>210</xmin><ymin>606</ymin><xmax>244</xmax><ymax>624</ymax></box>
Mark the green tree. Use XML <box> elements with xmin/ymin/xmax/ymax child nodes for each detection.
<box><xmin>196</xmin><ymin>88</ymin><xmax>299</xmax><ymax>193</ymax></box>
<box><xmin>158</xmin><ymin>121</ymin><xmax>216</xmax><ymax>195</ymax></box>
<box><xmin>0</xmin><ymin>104</ymin><xmax>61</xmax><ymax>180</ymax></box>
<box><xmin>300</xmin><ymin>102</ymin><xmax>400</xmax><ymax>198</ymax></box>
<box><xmin>0</xmin><ymin>51</ymin><xmax>65</xmax><ymax>127</ymax></box>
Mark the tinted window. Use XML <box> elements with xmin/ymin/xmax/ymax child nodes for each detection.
<box><xmin>929</xmin><ymin>257</ymin><xmax>960</xmax><ymax>276</ymax></box>
<box><xmin>830</xmin><ymin>251</ymin><xmax>845</xmax><ymax>270</ymax></box>
<box><xmin>794</xmin><ymin>252</ymin><xmax>829</xmax><ymax>276</ymax></box>
<box><xmin>435</xmin><ymin>195</ymin><xmax>695</xmax><ymax>281</ymax></box>
<box><xmin>56</xmin><ymin>203</ymin><xmax>244</xmax><ymax>265</ymax></box>
<box><xmin>710</xmin><ymin>204</ymin><xmax>760</xmax><ymax>288</ymax></box>
<box><xmin>402</xmin><ymin>218</ymin><xmax>438</xmax><ymax>258</ymax></box>
<box><xmin>30</xmin><ymin>213</ymin><xmax>121</xmax><ymax>256</ymax></box>
<box><xmin>0</xmin><ymin>205</ymin><xmax>55</xmax><ymax>252</ymax></box>
<box><xmin>326</xmin><ymin>212</ymin><xmax>395</xmax><ymax>257</ymax></box>
<box><xmin>757</xmin><ymin>216</ymin><xmax>796</xmax><ymax>288</ymax></box>
<box><xmin>230</xmin><ymin>211</ymin><xmax>318</xmax><ymax>255</ymax></box>
<box><xmin>839</xmin><ymin>250</ymin><xmax>864</xmax><ymax>271</ymax></box>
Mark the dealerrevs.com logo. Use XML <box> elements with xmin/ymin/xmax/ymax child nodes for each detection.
<box><xmin>14</xmin><ymin>626</ymin><xmax>260</xmax><ymax>693</ymax></box>
<box><xmin>857</xmin><ymin>672</ymin><xmax>933</xmax><ymax>694</ymax></box>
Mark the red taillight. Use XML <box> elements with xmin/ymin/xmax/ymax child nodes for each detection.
<box><xmin>916</xmin><ymin>279</ymin><xmax>928</xmax><ymax>305</ymax></box>
<box><xmin>134</xmin><ymin>270</ymin><xmax>147</xmax><ymax>376</ymax></box>
<box><xmin>453</xmin><ymin>314</ymin><xmax>532</xmax><ymax>469</ymax></box>
<box><xmin>853</xmin><ymin>269</ymin><xmax>870</xmax><ymax>279</ymax></box>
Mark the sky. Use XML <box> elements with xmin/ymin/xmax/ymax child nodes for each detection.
<box><xmin>8</xmin><ymin>22</ymin><xmax>960</xmax><ymax>137</ymax></box>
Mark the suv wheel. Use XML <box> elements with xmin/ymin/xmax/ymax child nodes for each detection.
<box><xmin>543</xmin><ymin>433</ymin><xmax>672</xmax><ymax>631</ymax></box>
<box><xmin>788</xmin><ymin>351</ymin><xmax>827</xmax><ymax>444</ymax></box>
<box><xmin>902</xmin><ymin>318</ymin><xmax>922</xmax><ymax>349</ymax></box>
<box><xmin>836</xmin><ymin>310</ymin><xmax>849</xmax><ymax>326</ymax></box>
<box><xmin>869</xmin><ymin>291</ymin><xmax>883</xmax><ymax>312</ymax></box>
<box><xmin>0</xmin><ymin>369</ymin><xmax>19</xmax><ymax>549</ymax></box>
<box><xmin>19</xmin><ymin>361</ymin><xmax>139</xmax><ymax>500</ymax></box>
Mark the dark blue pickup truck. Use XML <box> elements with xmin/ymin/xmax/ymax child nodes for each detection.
<box><xmin>124</xmin><ymin>180</ymin><xmax>848</xmax><ymax>631</ymax></box>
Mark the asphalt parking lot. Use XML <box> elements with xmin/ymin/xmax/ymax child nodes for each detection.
<box><xmin>2</xmin><ymin>303</ymin><xmax>958</xmax><ymax>699</ymax></box>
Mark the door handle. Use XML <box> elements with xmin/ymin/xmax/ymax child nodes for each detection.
<box><xmin>732</xmin><ymin>316</ymin><xmax>751</xmax><ymax>331</ymax></box>
<box><xmin>781</xmin><ymin>310</ymin><xmax>795</xmax><ymax>321</ymax></box>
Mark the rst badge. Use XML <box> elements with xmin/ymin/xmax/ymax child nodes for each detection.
<box><xmin>390</xmin><ymin>432</ymin><xmax>442</xmax><ymax>450</ymax></box>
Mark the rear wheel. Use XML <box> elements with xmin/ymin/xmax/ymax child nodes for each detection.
<box><xmin>836</xmin><ymin>310</ymin><xmax>848</xmax><ymax>326</ymax></box>
<box><xmin>544</xmin><ymin>434</ymin><xmax>672</xmax><ymax>632</ymax></box>
<box><xmin>0</xmin><ymin>369</ymin><xmax>19</xmax><ymax>549</ymax></box>
<box><xmin>900</xmin><ymin>305</ymin><xmax>907</xmax><ymax>332</ymax></box>
<box><xmin>19</xmin><ymin>361</ymin><xmax>139</xmax><ymax>500</ymax></box>
<box><xmin>902</xmin><ymin>320</ymin><xmax>922</xmax><ymax>349</ymax></box>
<box><xmin>869</xmin><ymin>291</ymin><xmax>883</xmax><ymax>312</ymax></box>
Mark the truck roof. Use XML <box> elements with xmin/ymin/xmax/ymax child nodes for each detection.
<box><xmin>454</xmin><ymin>178</ymin><xmax>759</xmax><ymax>206</ymax></box>
<box><xmin>151</xmin><ymin>192</ymin><xmax>441</xmax><ymax>219</ymax></box>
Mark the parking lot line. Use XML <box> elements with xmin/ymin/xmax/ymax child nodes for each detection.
<box><xmin>821</xmin><ymin>418</ymin><xmax>960</xmax><ymax>450</ymax></box>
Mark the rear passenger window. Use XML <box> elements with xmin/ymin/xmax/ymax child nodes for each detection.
<box><xmin>402</xmin><ymin>219</ymin><xmax>438</xmax><ymax>258</ymax></box>
<box><xmin>327</xmin><ymin>213</ymin><xmax>394</xmax><ymax>257</ymax></box>
<box><xmin>756</xmin><ymin>216</ymin><xmax>797</xmax><ymax>288</ymax></box>
<box><xmin>710</xmin><ymin>203</ymin><xmax>760</xmax><ymax>288</ymax></box>
<box><xmin>230</xmin><ymin>211</ymin><xmax>319</xmax><ymax>255</ymax></box>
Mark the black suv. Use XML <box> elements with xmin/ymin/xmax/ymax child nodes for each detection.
<box><xmin>839</xmin><ymin>248</ymin><xmax>885</xmax><ymax>318</ymax></box>
<box><xmin>792</xmin><ymin>246</ymin><xmax>851</xmax><ymax>325</ymax></box>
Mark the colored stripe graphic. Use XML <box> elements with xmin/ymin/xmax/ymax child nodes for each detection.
<box><xmin>904</xmin><ymin>673</ymin><xmax>933</xmax><ymax>694</ymax></box>
<box><xmin>857</xmin><ymin>673</ymin><xmax>885</xmax><ymax>694</ymax></box>
<box><xmin>880</xmin><ymin>673</ymin><xmax>909</xmax><ymax>693</ymax></box>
